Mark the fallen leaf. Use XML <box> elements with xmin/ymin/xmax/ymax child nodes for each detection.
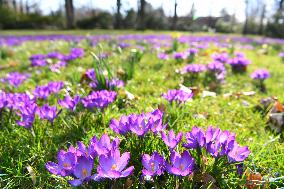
<box><xmin>26</xmin><ymin>165</ymin><xmax>36</xmax><ymax>185</ymax></box>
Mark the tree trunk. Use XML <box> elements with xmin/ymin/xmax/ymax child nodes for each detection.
<box><xmin>172</xmin><ymin>0</ymin><xmax>178</xmax><ymax>30</ymax></box>
<box><xmin>275</xmin><ymin>0</ymin><xmax>284</xmax><ymax>24</ymax></box>
<box><xmin>115</xmin><ymin>0</ymin><xmax>121</xmax><ymax>29</ymax></box>
<box><xmin>242</xmin><ymin>0</ymin><xmax>249</xmax><ymax>35</ymax></box>
<box><xmin>12</xmin><ymin>0</ymin><xmax>17</xmax><ymax>12</ymax></box>
<box><xmin>65</xmin><ymin>0</ymin><xmax>75</xmax><ymax>29</ymax></box>
<box><xmin>258</xmin><ymin>4</ymin><xmax>266</xmax><ymax>35</ymax></box>
<box><xmin>138</xmin><ymin>0</ymin><xmax>145</xmax><ymax>30</ymax></box>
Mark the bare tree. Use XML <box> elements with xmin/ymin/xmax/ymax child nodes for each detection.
<box><xmin>243</xmin><ymin>0</ymin><xmax>249</xmax><ymax>34</ymax></box>
<box><xmin>12</xmin><ymin>0</ymin><xmax>17</xmax><ymax>12</ymax></box>
<box><xmin>275</xmin><ymin>0</ymin><xmax>284</xmax><ymax>23</ymax></box>
<box><xmin>258</xmin><ymin>3</ymin><xmax>266</xmax><ymax>34</ymax></box>
<box><xmin>137</xmin><ymin>0</ymin><xmax>145</xmax><ymax>30</ymax></box>
<box><xmin>65</xmin><ymin>0</ymin><xmax>75</xmax><ymax>28</ymax></box>
<box><xmin>20</xmin><ymin>0</ymin><xmax>24</xmax><ymax>14</ymax></box>
<box><xmin>172</xmin><ymin>0</ymin><xmax>177</xmax><ymax>30</ymax></box>
<box><xmin>115</xmin><ymin>0</ymin><xmax>122</xmax><ymax>29</ymax></box>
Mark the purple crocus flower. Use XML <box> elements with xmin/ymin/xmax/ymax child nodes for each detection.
<box><xmin>166</xmin><ymin>150</ymin><xmax>195</xmax><ymax>176</ymax></box>
<box><xmin>58</xmin><ymin>95</ymin><xmax>80</xmax><ymax>112</ymax></box>
<box><xmin>187</xmin><ymin>48</ymin><xmax>198</xmax><ymax>56</ymax></box>
<box><xmin>1</xmin><ymin>72</ymin><xmax>30</xmax><ymax>87</ymax></box>
<box><xmin>173</xmin><ymin>52</ymin><xmax>187</xmax><ymax>60</ymax></box>
<box><xmin>96</xmin><ymin>149</ymin><xmax>134</xmax><ymax>179</ymax></box>
<box><xmin>109</xmin><ymin>115</ymin><xmax>130</xmax><ymax>135</ymax></box>
<box><xmin>146</xmin><ymin>109</ymin><xmax>166</xmax><ymax>134</ymax></box>
<box><xmin>49</xmin><ymin>61</ymin><xmax>67</xmax><ymax>72</ymax></box>
<box><xmin>207</xmin><ymin>61</ymin><xmax>226</xmax><ymax>73</ymax></box>
<box><xmin>207</xmin><ymin>61</ymin><xmax>227</xmax><ymax>81</ymax></box>
<box><xmin>228</xmin><ymin>52</ymin><xmax>250</xmax><ymax>73</ymax></box>
<box><xmin>47</xmin><ymin>81</ymin><xmax>64</xmax><ymax>94</ymax></box>
<box><xmin>0</xmin><ymin>92</ymin><xmax>8</xmax><ymax>109</ymax></box>
<box><xmin>109</xmin><ymin>78</ymin><xmax>124</xmax><ymax>88</ymax></box>
<box><xmin>31</xmin><ymin>59</ymin><xmax>48</xmax><ymax>67</ymax></box>
<box><xmin>250</xmin><ymin>69</ymin><xmax>270</xmax><ymax>80</ymax></box>
<box><xmin>227</xmin><ymin>142</ymin><xmax>250</xmax><ymax>163</ymax></box>
<box><xmin>162</xmin><ymin>89</ymin><xmax>193</xmax><ymax>104</ymax></box>
<box><xmin>82</xmin><ymin>90</ymin><xmax>116</xmax><ymax>110</ymax></box>
<box><xmin>183</xmin><ymin>127</ymin><xmax>206</xmax><ymax>149</ymax></box>
<box><xmin>118</xmin><ymin>42</ymin><xmax>130</xmax><ymax>49</ymax></box>
<box><xmin>33</xmin><ymin>85</ymin><xmax>50</xmax><ymax>100</ymax></box>
<box><xmin>68</xmin><ymin>156</ymin><xmax>98</xmax><ymax>186</ymax></box>
<box><xmin>16</xmin><ymin>102</ymin><xmax>37</xmax><ymax>129</ymax></box>
<box><xmin>205</xmin><ymin>126</ymin><xmax>222</xmax><ymax>144</ymax></box>
<box><xmin>89</xmin><ymin>134</ymin><xmax>120</xmax><ymax>156</ymax></box>
<box><xmin>29</xmin><ymin>54</ymin><xmax>46</xmax><ymax>61</ymax></box>
<box><xmin>161</xmin><ymin>129</ymin><xmax>183</xmax><ymax>150</ymax></box>
<box><xmin>85</xmin><ymin>69</ymin><xmax>96</xmax><ymax>81</ymax></box>
<box><xmin>142</xmin><ymin>151</ymin><xmax>165</xmax><ymax>176</ymax></box>
<box><xmin>29</xmin><ymin>54</ymin><xmax>47</xmax><ymax>67</ymax></box>
<box><xmin>182</xmin><ymin>64</ymin><xmax>207</xmax><ymax>74</ymax></box>
<box><xmin>45</xmin><ymin>150</ymin><xmax>76</xmax><ymax>177</ymax></box>
<box><xmin>47</xmin><ymin>51</ymin><xmax>65</xmax><ymax>60</ymax></box>
<box><xmin>128</xmin><ymin>114</ymin><xmax>150</xmax><ymax>136</ymax></box>
<box><xmin>76</xmin><ymin>141</ymin><xmax>97</xmax><ymax>159</ymax></box>
<box><xmin>37</xmin><ymin>104</ymin><xmax>59</xmax><ymax>123</ymax></box>
<box><xmin>279</xmin><ymin>52</ymin><xmax>284</xmax><ymax>58</ymax></box>
<box><xmin>212</xmin><ymin>52</ymin><xmax>229</xmax><ymax>63</ymax></box>
<box><xmin>65</xmin><ymin>48</ymin><xmax>85</xmax><ymax>61</ymax></box>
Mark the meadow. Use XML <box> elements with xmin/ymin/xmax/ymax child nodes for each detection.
<box><xmin>0</xmin><ymin>31</ymin><xmax>284</xmax><ymax>188</ymax></box>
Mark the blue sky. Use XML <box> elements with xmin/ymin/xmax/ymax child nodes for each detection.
<box><xmin>34</xmin><ymin>0</ymin><xmax>274</xmax><ymax>21</ymax></box>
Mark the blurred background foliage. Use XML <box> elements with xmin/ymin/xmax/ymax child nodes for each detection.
<box><xmin>1</xmin><ymin>0</ymin><xmax>284</xmax><ymax>38</ymax></box>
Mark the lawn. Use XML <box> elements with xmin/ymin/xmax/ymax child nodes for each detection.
<box><xmin>0</xmin><ymin>30</ymin><xmax>284</xmax><ymax>188</ymax></box>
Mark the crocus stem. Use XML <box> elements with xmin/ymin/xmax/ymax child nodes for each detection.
<box><xmin>196</xmin><ymin>147</ymin><xmax>202</xmax><ymax>168</ymax></box>
<box><xmin>8</xmin><ymin>108</ymin><xmax>13</xmax><ymax>124</ymax></box>
<box><xmin>101</xmin><ymin>112</ymin><xmax>106</xmax><ymax>133</ymax></box>
<box><xmin>175</xmin><ymin>176</ymin><xmax>180</xmax><ymax>189</ymax></box>
<box><xmin>0</xmin><ymin>109</ymin><xmax>2</xmax><ymax>128</ymax></box>
<box><xmin>111</xmin><ymin>179</ymin><xmax>117</xmax><ymax>189</ymax></box>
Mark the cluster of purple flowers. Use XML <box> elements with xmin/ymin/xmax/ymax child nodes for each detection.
<box><xmin>30</xmin><ymin>54</ymin><xmax>48</xmax><ymax>67</ymax></box>
<box><xmin>142</xmin><ymin>126</ymin><xmax>250</xmax><ymax>178</ymax></box>
<box><xmin>228</xmin><ymin>52</ymin><xmax>251</xmax><ymax>71</ymax></box>
<box><xmin>0</xmin><ymin>92</ymin><xmax>39</xmax><ymax>128</ymax></box>
<box><xmin>37</xmin><ymin>104</ymin><xmax>60</xmax><ymax>124</ymax></box>
<box><xmin>82</xmin><ymin>90</ymin><xmax>117</xmax><ymax>110</ymax></box>
<box><xmin>33</xmin><ymin>81</ymin><xmax>64</xmax><ymax>99</ymax></box>
<box><xmin>207</xmin><ymin>61</ymin><xmax>227</xmax><ymax>81</ymax></box>
<box><xmin>211</xmin><ymin>52</ymin><xmax>229</xmax><ymax>63</ymax></box>
<box><xmin>29</xmin><ymin>48</ymin><xmax>85</xmax><ymax>69</ymax></box>
<box><xmin>181</xmin><ymin>64</ymin><xmax>207</xmax><ymax>74</ymax></box>
<box><xmin>173</xmin><ymin>52</ymin><xmax>187</xmax><ymax>60</ymax></box>
<box><xmin>0</xmin><ymin>86</ymin><xmax>118</xmax><ymax>129</ymax></box>
<box><xmin>187</xmin><ymin>48</ymin><xmax>198</xmax><ymax>56</ymax></box>
<box><xmin>142</xmin><ymin>150</ymin><xmax>195</xmax><ymax>177</ymax></box>
<box><xmin>58</xmin><ymin>95</ymin><xmax>81</xmax><ymax>112</ymax></box>
<box><xmin>1</xmin><ymin>72</ymin><xmax>30</xmax><ymax>87</ymax></box>
<box><xmin>46</xmin><ymin>134</ymin><xmax>134</xmax><ymax>186</ymax></box>
<box><xmin>250</xmin><ymin>69</ymin><xmax>270</xmax><ymax>80</ymax></box>
<box><xmin>183</xmin><ymin>126</ymin><xmax>250</xmax><ymax>163</ymax></box>
<box><xmin>110</xmin><ymin>109</ymin><xmax>165</xmax><ymax>136</ymax></box>
<box><xmin>162</xmin><ymin>89</ymin><xmax>193</xmax><ymax>104</ymax></box>
<box><xmin>172</xmin><ymin>49</ymin><xmax>198</xmax><ymax>61</ymax></box>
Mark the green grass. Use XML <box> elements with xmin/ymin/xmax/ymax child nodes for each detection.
<box><xmin>0</xmin><ymin>30</ymin><xmax>284</xmax><ymax>188</ymax></box>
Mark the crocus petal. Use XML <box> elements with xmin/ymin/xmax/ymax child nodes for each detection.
<box><xmin>68</xmin><ymin>179</ymin><xmax>83</xmax><ymax>187</ymax></box>
<box><xmin>45</xmin><ymin>162</ymin><xmax>61</xmax><ymax>175</ymax></box>
<box><xmin>121</xmin><ymin>166</ymin><xmax>134</xmax><ymax>177</ymax></box>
